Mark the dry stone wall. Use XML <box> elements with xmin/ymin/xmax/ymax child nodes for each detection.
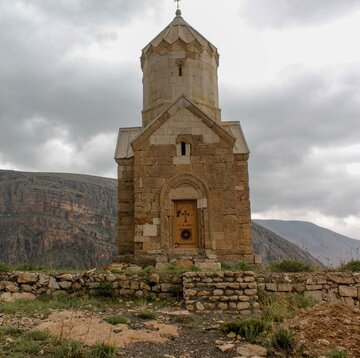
<box><xmin>182</xmin><ymin>271</ymin><xmax>259</xmax><ymax>312</ymax></box>
<box><xmin>1</xmin><ymin>270</ymin><xmax>359</xmax><ymax>309</ymax></box>
<box><xmin>259</xmin><ymin>272</ymin><xmax>360</xmax><ymax>305</ymax></box>
<box><xmin>0</xmin><ymin>271</ymin><xmax>182</xmax><ymax>303</ymax></box>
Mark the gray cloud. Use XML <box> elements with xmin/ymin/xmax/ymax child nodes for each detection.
<box><xmin>0</xmin><ymin>0</ymin><xmax>145</xmax><ymax>175</ymax></box>
<box><xmin>222</xmin><ymin>64</ymin><xmax>360</xmax><ymax>219</ymax></box>
<box><xmin>0</xmin><ymin>1</ymin><xmax>359</xmax><ymax>234</ymax></box>
<box><xmin>241</xmin><ymin>0</ymin><xmax>360</xmax><ymax>28</ymax></box>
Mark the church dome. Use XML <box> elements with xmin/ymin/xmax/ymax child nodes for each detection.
<box><xmin>141</xmin><ymin>11</ymin><xmax>219</xmax><ymax>66</ymax></box>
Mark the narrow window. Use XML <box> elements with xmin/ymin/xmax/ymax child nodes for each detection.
<box><xmin>178</xmin><ymin>66</ymin><xmax>183</xmax><ymax>77</ymax></box>
<box><xmin>181</xmin><ymin>141</ymin><xmax>186</xmax><ymax>156</ymax></box>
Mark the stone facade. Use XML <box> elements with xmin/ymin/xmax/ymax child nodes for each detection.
<box><xmin>114</xmin><ymin>10</ymin><xmax>252</xmax><ymax>264</ymax></box>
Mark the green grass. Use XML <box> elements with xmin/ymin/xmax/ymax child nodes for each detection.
<box><xmin>104</xmin><ymin>315</ymin><xmax>128</xmax><ymax>325</ymax></box>
<box><xmin>0</xmin><ymin>293</ymin><xmax>126</xmax><ymax>318</ymax></box>
<box><xmin>222</xmin><ymin>260</ymin><xmax>253</xmax><ymax>271</ymax></box>
<box><xmin>138</xmin><ymin>310</ymin><xmax>156</xmax><ymax>320</ymax></box>
<box><xmin>271</xmin><ymin>328</ymin><xmax>296</xmax><ymax>356</ymax></box>
<box><xmin>220</xmin><ymin>317</ymin><xmax>271</xmax><ymax>342</ymax></box>
<box><xmin>326</xmin><ymin>349</ymin><xmax>349</xmax><ymax>358</ymax></box>
<box><xmin>91</xmin><ymin>342</ymin><xmax>116</xmax><ymax>358</ymax></box>
<box><xmin>269</xmin><ymin>259</ymin><xmax>314</xmax><ymax>272</ymax></box>
<box><xmin>339</xmin><ymin>259</ymin><xmax>360</xmax><ymax>272</ymax></box>
<box><xmin>0</xmin><ymin>261</ymin><xmax>11</xmax><ymax>272</ymax></box>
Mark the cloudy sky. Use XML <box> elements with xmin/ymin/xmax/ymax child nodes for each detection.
<box><xmin>1</xmin><ymin>0</ymin><xmax>359</xmax><ymax>239</ymax></box>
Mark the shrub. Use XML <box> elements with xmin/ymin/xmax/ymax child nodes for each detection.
<box><xmin>91</xmin><ymin>342</ymin><xmax>116</xmax><ymax>358</ymax></box>
<box><xmin>339</xmin><ymin>259</ymin><xmax>360</xmax><ymax>272</ymax></box>
<box><xmin>270</xmin><ymin>259</ymin><xmax>314</xmax><ymax>273</ymax></box>
<box><xmin>271</xmin><ymin>328</ymin><xmax>296</xmax><ymax>355</ymax></box>
<box><xmin>326</xmin><ymin>349</ymin><xmax>349</xmax><ymax>358</ymax></box>
<box><xmin>104</xmin><ymin>315</ymin><xmax>128</xmax><ymax>325</ymax></box>
<box><xmin>220</xmin><ymin>317</ymin><xmax>271</xmax><ymax>342</ymax></box>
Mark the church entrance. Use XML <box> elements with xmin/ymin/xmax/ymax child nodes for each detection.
<box><xmin>174</xmin><ymin>200</ymin><xmax>199</xmax><ymax>248</ymax></box>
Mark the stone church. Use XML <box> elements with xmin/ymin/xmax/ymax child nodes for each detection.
<box><xmin>114</xmin><ymin>9</ymin><xmax>253</xmax><ymax>267</ymax></box>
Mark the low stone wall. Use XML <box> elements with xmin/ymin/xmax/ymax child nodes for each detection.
<box><xmin>258</xmin><ymin>272</ymin><xmax>360</xmax><ymax>305</ymax></box>
<box><xmin>0</xmin><ymin>271</ymin><xmax>182</xmax><ymax>303</ymax></box>
<box><xmin>1</xmin><ymin>270</ymin><xmax>359</xmax><ymax>309</ymax></box>
<box><xmin>182</xmin><ymin>271</ymin><xmax>259</xmax><ymax>312</ymax></box>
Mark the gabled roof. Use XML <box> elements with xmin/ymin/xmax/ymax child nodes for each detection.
<box><xmin>131</xmin><ymin>95</ymin><xmax>236</xmax><ymax>151</ymax></box>
<box><xmin>142</xmin><ymin>11</ymin><xmax>218</xmax><ymax>60</ymax></box>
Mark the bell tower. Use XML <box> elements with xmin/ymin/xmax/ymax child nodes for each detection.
<box><xmin>141</xmin><ymin>9</ymin><xmax>221</xmax><ymax>127</ymax></box>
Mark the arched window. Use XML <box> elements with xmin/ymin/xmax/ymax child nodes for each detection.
<box><xmin>181</xmin><ymin>141</ymin><xmax>186</xmax><ymax>156</ymax></box>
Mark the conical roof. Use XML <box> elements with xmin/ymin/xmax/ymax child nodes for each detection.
<box><xmin>142</xmin><ymin>10</ymin><xmax>218</xmax><ymax>59</ymax></box>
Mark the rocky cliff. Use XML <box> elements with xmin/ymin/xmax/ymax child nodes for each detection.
<box><xmin>0</xmin><ymin>170</ymin><xmax>117</xmax><ymax>269</ymax></box>
<box><xmin>0</xmin><ymin>169</ymin><xmax>319</xmax><ymax>269</ymax></box>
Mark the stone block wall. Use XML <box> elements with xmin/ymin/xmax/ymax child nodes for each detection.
<box><xmin>182</xmin><ymin>271</ymin><xmax>259</xmax><ymax>312</ymax></box>
<box><xmin>259</xmin><ymin>272</ymin><xmax>360</xmax><ymax>305</ymax></box>
<box><xmin>0</xmin><ymin>271</ymin><xmax>182</xmax><ymax>303</ymax></box>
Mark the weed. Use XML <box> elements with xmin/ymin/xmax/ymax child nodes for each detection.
<box><xmin>15</xmin><ymin>263</ymin><xmax>45</xmax><ymax>271</ymax></box>
<box><xmin>0</xmin><ymin>261</ymin><xmax>11</xmax><ymax>272</ymax></box>
<box><xmin>91</xmin><ymin>342</ymin><xmax>116</xmax><ymax>358</ymax></box>
<box><xmin>262</xmin><ymin>295</ymin><xmax>291</xmax><ymax>322</ymax></box>
<box><xmin>138</xmin><ymin>310</ymin><xmax>156</xmax><ymax>320</ymax></box>
<box><xmin>339</xmin><ymin>259</ymin><xmax>360</xmax><ymax>272</ymax></box>
<box><xmin>0</xmin><ymin>326</ymin><xmax>23</xmax><ymax>337</ymax></box>
<box><xmin>326</xmin><ymin>349</ymin><xmax>349</xmax><ymax>358</ymax></box>
<box><xmin>220</xmin><ymin>317</ymin><xmax>271</xmax><ymax>342</ymax></box>
<box><xmin>221</xmin><ymin>260</ymin><xmax>252</xmax><ymax>271</ymax></box>
<box><xmin>271</xmin><ymin>328</ymin><xmax>296</xmax><ymax>356</ymax></box>
<box><xmin>104</xmin><ymin>315</ymin><xmax>128</xmax><ymax>325</ymax></box>
<box><xmin>270</xmin><ymin>259</ymin><xmax>314</xmax><ymax>273</ymax></box>
<box><xmin>293</xmin><ymin>294</ymin><xmax>317</xmax><ymax>309</ymax></box>
<box><xmin>54</xmin><ymin>339</ymin><xmax>86</xmax><ymax>358</ymax></box>
<box><xmin>24</xmin><ymin>330</ymin><xmax>49</xmax><ymax>341</ymax></box>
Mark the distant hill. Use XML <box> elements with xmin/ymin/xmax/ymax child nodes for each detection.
<box><xmin>252</xmin><ymin>222</ymin><xmax>321</xmax><ymax>266</ymax></box>
<box><xmin>0</xmin><ymin>169</ymin><xmax>319</xmax><ymax>268</ymax></box>
<box><xmin>255</xmin><ymin>219</ymin><xmax>360</xmax><ymax>266</ymax></box>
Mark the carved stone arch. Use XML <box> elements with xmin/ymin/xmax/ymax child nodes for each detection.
<box><xmin>160</xmin><ymin>173</ymin><xmax>213</xmax><ymax>255</ymax></box>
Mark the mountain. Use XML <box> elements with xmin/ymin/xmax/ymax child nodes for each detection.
<box><xmin>0</xmin><ymin>169</ymin><xmax>319</xmax><ymax>268</ymax></box>
<box><xmin>0</xmin><ymin>170</ymin><xmax>117</xmax><ymax>269</ymax></box>
<box><xmin>254</xmin><ymin>219</ymin><xmax>360</xmax><ymax>266</ymax></box>
<box><xmin>252</xmin><ymin>221</ymin><xmax>321</xmax><ymax>266</ymax></box>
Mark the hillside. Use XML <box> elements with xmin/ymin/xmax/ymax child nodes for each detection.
<box><xmin>255</xmin><ymin>219</ymin><xmax>360</xmax><ymax>266</ymax></box>
<box><xmin>0</xmin><ymin>170</ymin><xmax>117</xmax><ymax>269</ymax></box>
<box><xmin>0</xmin><ymin>169</ymin><xmax>318</xmax><ymax>268</ymax></box>
<box><xmin>252</xmin><ymin>222</ymin><xmax>320</xmax><ymax>266</ymax></box>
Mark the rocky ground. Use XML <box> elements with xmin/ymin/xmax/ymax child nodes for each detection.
<box><xmin>0</xmin><ymin>295</ymin><xmax>359</xmax><ymax>357</ymax></box>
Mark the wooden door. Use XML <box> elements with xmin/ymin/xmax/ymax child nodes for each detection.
<box><xmin>174</xmin><ymin>200</ymin><xmax>198</xmax><ymax>248</ymax></box>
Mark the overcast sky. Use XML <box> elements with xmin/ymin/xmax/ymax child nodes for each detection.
<box><xmin>1</xmin><ymin>0</ymin><xmax>359</xmax><ymax>239</ymax></box>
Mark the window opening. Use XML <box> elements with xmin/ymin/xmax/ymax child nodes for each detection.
<box><xmin>178</xmin><ymin>66</ymin><xmax>183</xmax><ymax>77</ymax></box>
<box><xmin>181</xmin><ymin>141</ymin><xmax>186</xmax><ymax>156</ymax></box>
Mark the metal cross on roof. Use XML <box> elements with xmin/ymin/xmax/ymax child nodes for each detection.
<box><xmin>174</xmin><ymin>0</ymin><xmax>181</xmax><ymax>9</ymax></box>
